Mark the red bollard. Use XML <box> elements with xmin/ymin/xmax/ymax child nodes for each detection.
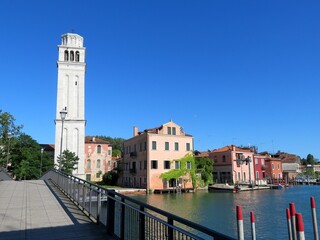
<box><xmin>290</xmin><ymin>203</ymin><xmax>297</xmax><ymax>240</ymax></box>
<box><xmin>250</xmin><ymin>211</ymin><xmax>256</xmax><ymax>240</ymax></box>
<box><xmin>311</xmin><ymin>197</ymin><xmax>319</xmax><ymax>240</ymax></box>
<box><xmin>296</xmin><ymin>213</ymin><xmax>305</xmax><ymax>240</ymax></box>
<box><xmin>236</xmin><ymin>205</ymin><xmax>244</xmax><ymax>240</ymax></box>
<box><xmin>287</xmin><ymin>208</ymin><xmax>293</xmax><ymax>240</ymax></box>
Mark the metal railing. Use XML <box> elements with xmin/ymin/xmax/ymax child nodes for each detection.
<box><xmin>42</xmin><ymin>169</ymin><xmax>235</xmax><ymax>240</ymax></box>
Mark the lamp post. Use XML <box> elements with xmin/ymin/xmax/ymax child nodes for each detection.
<box><xmin>40</xmin><ymin>148</ymin><xmax>44</xmax><ymax>177</ymax></box>
<box><xmin>59</xmin><ymin>109</ymin><xmax>67</xmax><ymax>170</ymax></box>
<box><xmin>247</xmin><ymin>156</ymin><xmax>252</xmax><ymax>186</ymax></box>
<box><xmin>6</xmin><ymin>132</ymin><xmax>12</xmax><ymax>170</ymax></box>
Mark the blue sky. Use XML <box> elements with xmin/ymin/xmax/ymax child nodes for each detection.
<box><xmin>1</xmin><ymin>1</ymin><xmax>319</xmax><ymax>159</ymax></box>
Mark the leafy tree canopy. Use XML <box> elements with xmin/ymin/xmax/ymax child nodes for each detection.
<box><xmin>195</xmin><ymin>157</ymin><xmax>214</xmax><ymax>186</ymax></box>
<box><xmin>10</xmin><ymin>133</ymin><xmax>54</xmax><ymax>180</ymax></box>
<box><xmin>95</xmin><ymin>136</ymin><xmax>125</xmax><ymax>156</ymax></box>
<box><xmin>56</xmin><ymin>150</ymin><xmax>79</xmax><ymax>174</ymax></box>
<box><xmin>0</xmin><ymin>111</ymin><xmax>23</xmax><ymax>167</ymax></box>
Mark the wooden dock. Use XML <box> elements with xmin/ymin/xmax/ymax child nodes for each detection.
<box><xmin>154</xmin><ymin>188</ymin><xmax>194</xmax><ymax>194</ymax></box>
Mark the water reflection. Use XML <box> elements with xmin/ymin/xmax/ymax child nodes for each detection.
<box><xmin>132</xmin><ymin>186</ymin><xmax>320</xmax><ymax>239</ymax></box>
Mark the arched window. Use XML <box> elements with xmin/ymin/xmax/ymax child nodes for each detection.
<box><xmin>97</xmin><ymin>145</ymin><xmax>101</xmax><ymax>154</ymax></box>
<box><xmin>97</xmin><ymin>159</ymin><xmax>101</xmax><ymax>168</ymax></box>
<box><xmin>75</xmin><ymin>51</ymin><xmax>80</xmax><ymax>62</ymax></box>
<box><xmin>64</xmin><ymin>50</ymin><xmax>69</xmax><ymax>61</ymax></box>
<box><xmin>86</xmin><ymin>160</ymin><xmax>91</xmax><ymax>169</ymax></box>
<box><xmin>70</xmin><ymin>51</ymin><xmax>74</xmax><ymax>61</ymax></box>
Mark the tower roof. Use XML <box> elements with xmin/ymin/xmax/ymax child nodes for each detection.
<box><xmin>60</xmin><ymin>33</ymin><xmax>84</xmax><ymax>47</ymax></box>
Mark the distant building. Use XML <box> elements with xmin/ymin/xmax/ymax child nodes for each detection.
<box><xmin>84</xmin><ymin>136</ymin><xmax>113</xmax><ymax>182</ymax></box>
<box><xmin>120</xmin><ymin>121</ymin><xmax>194</xmax><ymax>191</ymax></box>
<box><xmin>279</xmin><ymin>153</ymin><xmax>301</xmax><ymax>180</ymax></box>
<box><xmin>209</xmin><ymin>145</ymin><xmax>255</xmax><ymax>184</ymax></box>
<box><xmin>253</xmin><ymin>153</ymin><xmax>268</xmax><ymax>184</ymax></box>
<box><xmin>41</xmin><ymin>136</ymin><xmax>114</xmax><ymax>182</ymax></box>
<box><xmin>265</xmin><ymin>157</ymin><xmax>283</xmax><ymax>180</ymax></box>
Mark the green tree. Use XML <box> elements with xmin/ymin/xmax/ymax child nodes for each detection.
<box><xmin>95</xmin><ymin>136</ymin><xmax>125</xmax><ymax>155</ymax></box>
<box><xmin>160</xmin><ymin>154</ymin><xmax>196</xmax><ymax>189</ymax></box>
<box><xmin>306</xmin><ymin>154</ymin><xmax>315</xmax><ymax>165</ymax></box>
<box><xmin>57</xmin><ymin>150</ymin><xmax>79</xmax><ymax>174</ymax></box>
<box><xmin>0</xmin><ymin>111</ymin><xmax>22</xmax><ymax>167</ymax></box>
<box><xmin>195</xmin><ymin>157</ymin><xmax>214</xmax><ymax>186</ymax></box>
<box><xmin>102</xmin><ymin>170</ymin><xmax>119</xmax><ymax>186</ymax></box>
<box><xmin>10</xmin><ymin>134</ymin><xmax>52</xmax><ymax>180</ymax></box>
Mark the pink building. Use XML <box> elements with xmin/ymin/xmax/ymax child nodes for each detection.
<box><xmin>209</xmin><ymin>145</ymin><xmax>255</xmax><ymax>185</ymax></box>
<box><xmin>84</xmin><ymin>136</ymin><xmax>113</xmax><ymax>182</ymax></box>
<box><xmin>120</xmin><ymin>121</ymin><xmax>194</xmax><ymax>192</ymax></box>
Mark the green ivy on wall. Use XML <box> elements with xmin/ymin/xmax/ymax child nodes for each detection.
<box><xmin>160</xmin><ymin>154</ymin><xmax>196</xmax><ymax>188</ymax></box>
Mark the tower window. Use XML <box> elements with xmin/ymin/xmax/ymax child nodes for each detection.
<box><xmin>70</xmin><ymin>51</ymin><xmax>74</xmax><ymax>61</ymax></box>
<box><xmin>64</xmin><ymin>50</ymin><xmax>69</xmax><ymax>61</ymax></box>
<box><xmin>76</xmin><ymin>51</ymin><xmax>80</xmax><ymax>62</ymax></box>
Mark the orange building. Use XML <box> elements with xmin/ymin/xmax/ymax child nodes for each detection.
<box><xmin>265</xmin><ymin>157</ymin><xmax>283</xmax><ymax>181</ymax></box>
<box><xmin>120</xmin><ymin>121</ymin><xmax>194</xmax><ymax>191</ymax></box>
<box><xmin>84</xmin><ymin>136</ymin><xmax>113</xmax><ymax>182</ymax></box>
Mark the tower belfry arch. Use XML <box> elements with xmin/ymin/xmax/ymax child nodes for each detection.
<box><xmin>54</xmin><ymin>33</ymin><xmax>86</xmax><ymax>179</ymax></box>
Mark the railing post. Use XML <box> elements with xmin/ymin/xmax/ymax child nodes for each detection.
<box><xmin>82</xmin><ymin>184</ymin><xmax>86</xmax><ymax>209</ymax></box>
<box><xmin>168</xmin><ymin>217</ymin><xmax>174</xmax><ymax>240</ymax></box>
<box><xmin>77</xmin><ymin>181</ymin><xmax>81</xmax><ymax>205</ymax></box>
<box><xmin>121</xmin><ymin>198</ymin><xmax>125</xmax><ymax>240</ymax></box>
<box><xmin>89</xmin><ymin>187</ymin><xmax>92</xmax><ymax>217</ymax></box>
<box><xmin>107</xmin><ymin>190</ymin><xmax>116</xmax><ymax>235</ymax></box>
<box><xmin>139</xmin><ymin>206</ymin><xmax>145</xmax><ymax>240</ymax></box>
<box><xmin>97</xmin><ymin>189</ymin><xmax>101</xmax><ymax>224</ymax></box>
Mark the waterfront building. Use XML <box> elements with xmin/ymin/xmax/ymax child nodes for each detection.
<box><xmin>265</xmin><ymin>157</ymin><xmax>283</xmax><ymax>180</ymax></box>
<box><xmin>209</xmin><ymin>145</ymin><xmax>255</xmax><ymax>184</ymax></box>
<box><xmin>280</xmin><ymin>153</ymin><xmax>301</xmax><ymax>180</ymax></box>
<box><xmin>54</xmin><ymin>33</ymin><xmax>86</xmax><ymax>179</ymax></box>
<box><xmin>253</xmin><ymin>153</ymin><xmax>268</xmax><ymax>185</ymax></box>
<box><xmin>84</xmin><ymin>137</ymin><xmax>113</xmax><ymax>182</ymax></box>
<box><xmin>120</xmin><ymin>121</ymin><xmax>194</xmax><ymax>191</ymax></box>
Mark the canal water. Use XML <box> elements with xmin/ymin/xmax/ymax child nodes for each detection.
<box><xmin>131</xmin><ymin>185</ymin><xmax>320</xmax><ymax>239</ymax></box>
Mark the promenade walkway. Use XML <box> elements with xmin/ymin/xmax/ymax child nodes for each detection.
<box><xmin>0</xmin><ymin>180</ymin><xmax>114</xmax><ymax>240</ymax></box>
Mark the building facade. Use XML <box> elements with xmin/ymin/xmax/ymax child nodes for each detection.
<box><xmin>265</xmin><ymin>157</ymin><xmax>283</xmax><ymax>180</ymax></box>
<box><xmin>84</xmin><ymin>137</ymin><xmax>113</xmax><ymax>182</ymax></box>
<box><xmin>54</xmin><ymin>33</ymin><xmax>86</xmax><ymax>179</ymax></box>
<box><xmin>253</xmin><ymin>153</ymin><xmax>268</xmax><ymax>184</ymax></box>
<box><xmin>209</xmin><ymin>145</ymin><xmax>255</xmax><ymax>184</ymax></box>
<box><xmin>120</xmin><ymin>121</ymin><xmax>194</xmax><ymax>191</ymax></box>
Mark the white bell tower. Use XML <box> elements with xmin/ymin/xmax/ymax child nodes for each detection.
<box><xmin>54</xmin><ymin>33</ymin><xmax>86</xmax><ymax>179</ymax></box>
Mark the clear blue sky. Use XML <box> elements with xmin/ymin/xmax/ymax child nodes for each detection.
<box><xmin>1</xmin><ymin>0</ymin><xmax>319</xmax><ymax>159</ymax></box>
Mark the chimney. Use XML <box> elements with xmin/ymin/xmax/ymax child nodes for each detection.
<box><xmin>92</xmin><ymin>137</ymin><xmax>95</xmax><ymax>142</ymax></box>
<box><xmin>133</xmin><ymin>126</ymin><xmax>138</xmax><ymax>137</ymax></box>
<box><xmin>232</xmin><ymin>145</ymin><xmax>236</xmax><ymax>151</ymax></box>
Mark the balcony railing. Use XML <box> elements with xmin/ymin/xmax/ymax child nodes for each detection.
<box><xmin>41</xmin><ymin>169</ymin><xmax>235</xmax><ymax>240</ymax></box>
